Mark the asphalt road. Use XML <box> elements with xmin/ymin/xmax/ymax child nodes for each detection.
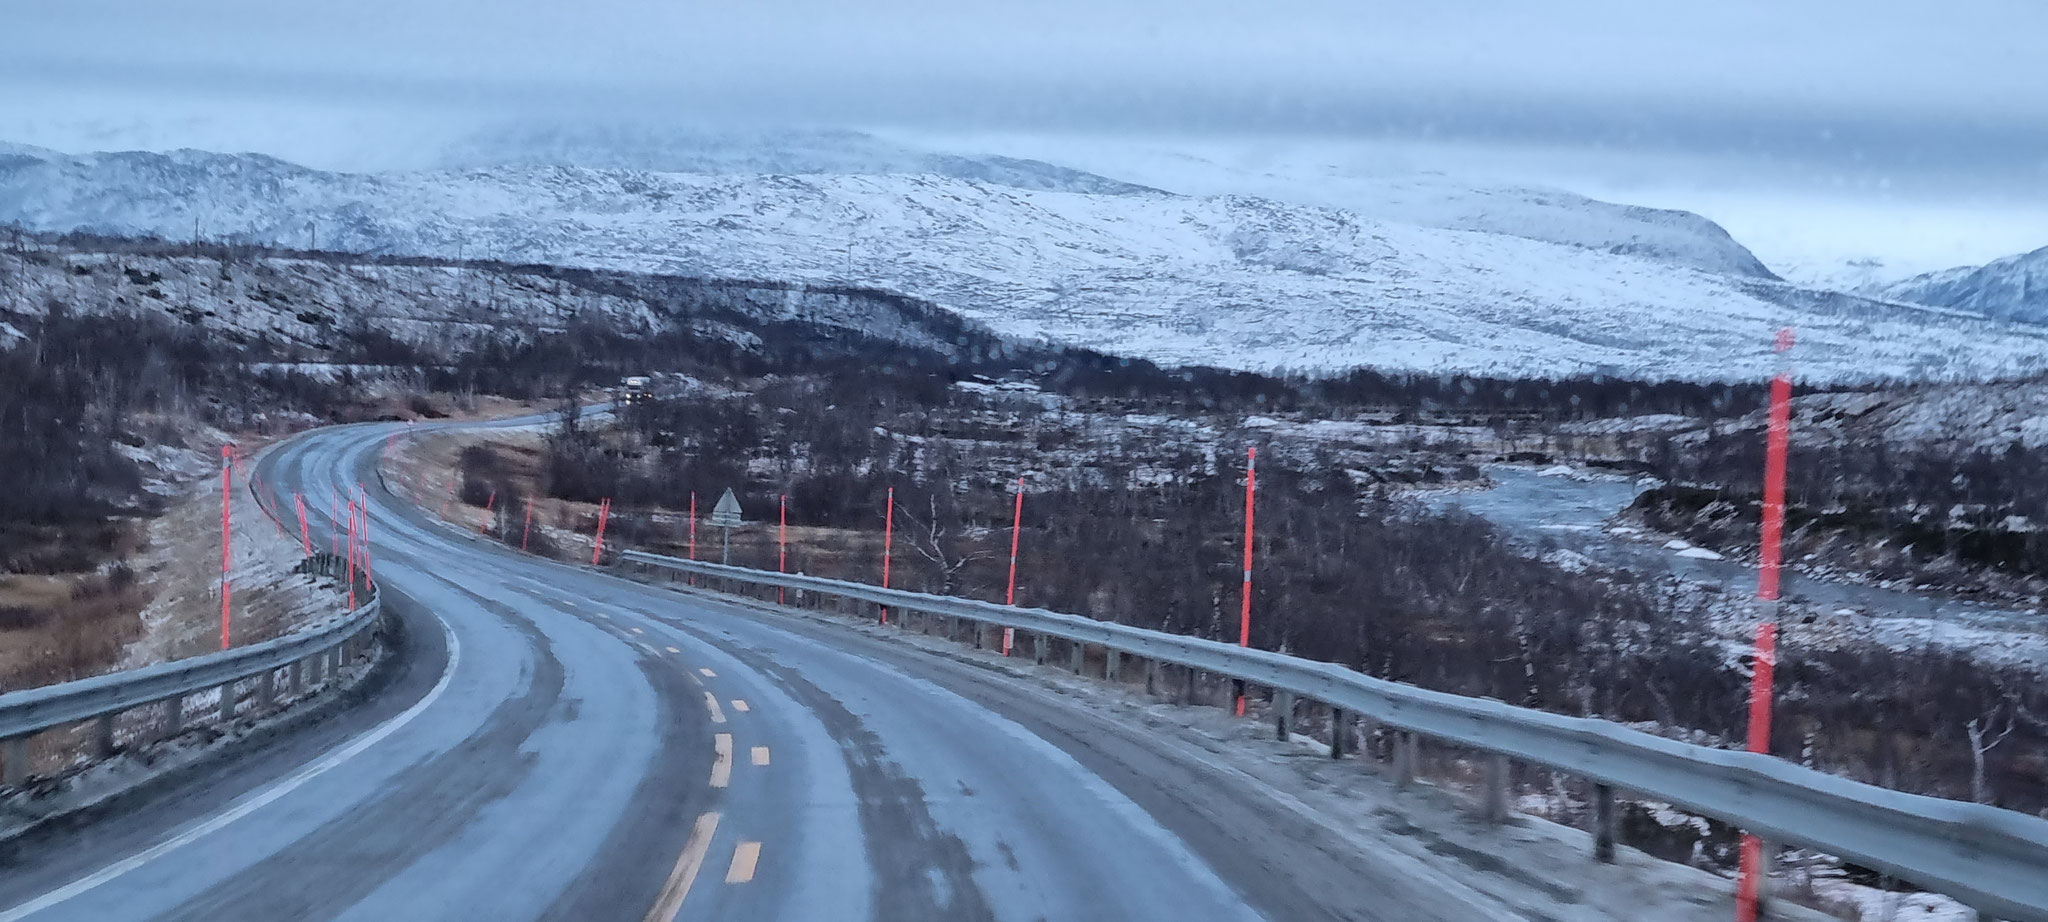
<box><xmin>0</xmin><ymin>418</ymin><xmax>1475</xmax><ymax>921</ymax></box>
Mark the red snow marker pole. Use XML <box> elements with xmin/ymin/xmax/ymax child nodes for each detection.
<box><xmin>1004</xmin><ymin>477</ymin><xmax>1023</xmax><ymax>656</ymax></box>
<box><xmin>778</xmin><ymin>494</ymin><xmax>789</xmax><ymax>605</ymax></box>
<box><xmin>688</xmin><ymin>491</ymin><xmax>698</xmax><ymax>586</ymax></box>
<box><xmin>346</xmin><ymin>500</ymin><xmax>358</xmax><ymax>612</ymax></box>
<box><xmin>522</xmin><ymin>497</ymin><xmax>534</xmax><ymax>552</ymax></box>
<box><xmin>220</xmin><ymin>445</ymin><xmax>233</xmax><ymax>650</ymax></box>
<box><xmin>480</xmin><ymin>489</ymin><xmax>496</xmax><ymax>536</ymax></box>
<box><xmin>591</xmin><ymin>498</ymin><xmax>611</xmax><ymax>566</ymax></box>
<box><xmin>1236</xmin><ymin>447</ymin><xmax>1257</xmax><ymax>717</ymax></box>
<box><xmin>360</xmin><ymin>499</ymin><xmax>373</xmax><ymax>586</ymax></box>
<box><xmin>1738</xmin><ymin>328</ymin><xmax>1795</xmax><ymax>922</ymax></box>
<box><xmin>881</xmin><ymin>487</ymin><xmax>894</xmax><ymax>625</ymax></box>
<box><xmin>295</xmin><ymin>492</ymin><xmax>313</xmax><ymax>556</ymax></box>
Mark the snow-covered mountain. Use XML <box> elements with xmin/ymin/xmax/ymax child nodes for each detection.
<box><xmin>443</xmin><ymin>127</ymin><xmax>1775</xmax><ymax>280</ymax></box>
<box><xmin>1875</xmin><ymin>246</ymin><xmax>2048</xmax><ymax>323</ymax></box>
<box><xmin>4</xmin><ymin>142</ymin><xmax>2046</xmax><ymax>382</ymax></box>
<box><xmin>436</xmin><ymin>125</ymin><xmax>1156</xmax><ymax>196</ymax></box>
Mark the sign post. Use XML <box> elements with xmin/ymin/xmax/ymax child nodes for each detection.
<box><xmin>710</xmin><ymin>488</ymin><xmax>744</xmax><ymax>566</ymax></box>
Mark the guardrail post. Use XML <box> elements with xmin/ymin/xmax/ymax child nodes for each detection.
<box><xmin>1395</xmin><ymin>731</ymin><xmax>1417</xmax><ymax>786</ymax></box>
<box><xmin>308</xmin><ymin>651</ymin><xmax>324</xmax><ymax>686</ymax></box>
<box><xmin>1069</xmin><ymin>642</ymin><xmax>1084</xmax><ymax>675</ymax></box>
<box><xmin>1144</xmin><ymin>658</ymin><xmax>1159</xmax><ymax>697</ymax></box>
<box><xmin>974</xmin><ymin>621</ymin><xmax>988</xmax><ymax>650</ymax></box>
<box><xmin>1482</xmin><ymin>753</ymin><xmax>1510</xmax><ymax>825</ymax></box>
<box><xmin>1178</xmin><ymin>667</ymin><xmax>1197</xmax><ymax>705</ymax></box>
<box><xmin>1329</xmin><ymin>707</ymin><xmax>1347</xmax><ymax>758</ymax></box>
<box><xmin>163</xmin><ymin>694</ymin><xmax>184</xmax><ymax>740</ymax></box>
<box><xmin>1034</xmin><ymin>633</ymin><xmax>1047</xmax><ymax>665</ymax></box>
<box><xmin>1</xmin><ymin>736</ymin><xmax>27</xmax><ymax>785</ymax></box>
<box><xmin>1274</xmin><ymin>691</ymin><xmax>1294</xmax><ymax>741</ymax></box>
<box><xmin>258</xmin><ymin>668</ymin><xmax>277</xmax><ymax>709</ymax></box>
<box><xmin>1592</xmin><ymin>783</ymin><xmax>1617</xmax><ymax>863</ymax></box>
<box><xmin>1105</xmin><ymin>649</ymin><xmax>1121</xmax><ymax>682</ymax></box>
<box><xmin>290</xmin><ymin>660</ymin><xmax>305</xmax><ymax>697</ymax></box>
<box><xmin>92</xmin><ymin>713</ymin><xmax>117</xmax><ymax>759</ymax></box>
<box><xmin>218</xmin><ymin>682</ymin><xmax>236</xmax><ymax>724</ymax></box>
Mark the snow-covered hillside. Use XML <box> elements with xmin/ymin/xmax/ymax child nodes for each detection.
<box><xmin>5</xmin><ymin>143</ymin><xmax>2046</xmax><ymax>382</ymax></box>
<box><xmin>1876</xmin><ymin>245</ymin><xmax>2048</xmax><ymax>323</ymax></box>
<box><xmin>894</xmin><ymin>135</ymin><xmax>1779</xmax><ymax>279</ymax></box>
<box><xmin>437</xmin><ymin>125</ymin><xmax>1156</xmax><ymax>196</ymax></box>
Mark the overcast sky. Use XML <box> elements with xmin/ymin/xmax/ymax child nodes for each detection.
<box><xmin>4</xmin><ymin>0</ymin><xmax>2045</xmax><ymax>278</ymax></box>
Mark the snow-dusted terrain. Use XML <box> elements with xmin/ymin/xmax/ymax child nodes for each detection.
<box><xmin>1876</xmin><ymin>244</ymin><xmax>2048</xmax><ymax>323</ymax></box>
<box><xmin>5</xmin><ymin>135</ymin><xmax>2048</xmax><ymax>381</ymax></box>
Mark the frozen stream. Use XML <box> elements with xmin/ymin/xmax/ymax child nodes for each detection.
<box><xmin>1429</xmin><ymin>466</ymin><xmax>2048</xmax><ymax>666</ymax></box>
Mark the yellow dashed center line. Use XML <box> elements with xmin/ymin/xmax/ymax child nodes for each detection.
<box><xmin>641</xmin><ymin>812</ymin><xmax>720</xmax><ymax>922</ymax></box>
<box><xmin>750</xmin><ymin>746</ymin><xmax>770</xmax><ymax>766</ymax></box>
<box><xmin>725</xmin><ymin>842</ymin><xmax>762</xmax><ymax>884</ymax></box>
<box><xmin>730</xmin><ymin>699</ymin><xmax>750</xmax><ymax>713</ymax></box>
<box><xmin>710</xmin><ymin>734</ymin><xmax>732</xmax><ymax>788</ymax></box>
<box><xmin>703</xmin><ymin>693</ymin><xmax>726</xmax><ymax>724</ymax></box>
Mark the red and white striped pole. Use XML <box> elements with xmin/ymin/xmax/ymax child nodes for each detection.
<box><xmin>881</xmin><ymin>487</ymin><xmax>894</xmax><ymax>624</ymax></box>
<box><xmin>220</xmin><ymin>445</ymin><xmax>234</xmax><ymax>650</ymax></box>
<box><xmin>295</xmin><ymin>492</ymin><xmax>313</xmax><ymax>556</ymax></box>
<box><xmin>778</xmin><ymin>494</ymin><xmax>789</xmax><ymax>605</ymax></box>
<box><xmin>1737</xmin><ymin>328</ymin><xmax>1795</xmax><ymax>922</ymax></box>
<box><xmin>1003</xmin><ymin>476</ymin><xmax>1024</xmax><ymax>656</ymax></box>
<box><xmin>1236</xmin><ymin>446</ymin><xmax>1257</xmax><ymax>717</ymax></box>
<box><xmin>591</xmin><ymin>498</ymin><xmax>612</xmax><ymax>566</ymax></box>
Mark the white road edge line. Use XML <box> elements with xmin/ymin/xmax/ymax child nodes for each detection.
<box><xmin>0</xmin><ymin>612</ymin><xmax>463</xmax><ymax>922</ymax></box>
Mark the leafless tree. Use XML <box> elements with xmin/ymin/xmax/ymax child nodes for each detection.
<box><xmin>1966</xmin><ymin>698</ymin><xmax>2020</xmax><ymax>804</ymax></box>
<box><xmin>896</xmin><ymin>492</ymin><xmax>993</xmax><ymax>595</ymax></box>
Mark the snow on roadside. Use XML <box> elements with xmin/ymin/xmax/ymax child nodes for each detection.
<box><xmin>119</xmin><ymin>438</ymin><xmax>338</xmax><ymax>673</ymax></box>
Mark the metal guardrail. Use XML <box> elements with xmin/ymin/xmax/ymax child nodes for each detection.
<box><xmin>621</xmin><ymin>549</ymin><xmax>2048</xmax><ymax>922</ymax></box>
<box><xmin>0</xmin><ymin>553</ymin><xmax>384</xmax><ymax>786</ymax></box>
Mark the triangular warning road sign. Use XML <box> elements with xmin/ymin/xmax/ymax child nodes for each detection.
<box><xmin>710</xmin><ymin>488</ymin><xmax>744</xmax><ymax>527</ymax></box>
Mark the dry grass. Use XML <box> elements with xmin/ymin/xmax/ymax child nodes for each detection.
<box><xmin>0</xmin><ymin>569</ymin><xmax>150</xmax><ymax>693</ymax></box>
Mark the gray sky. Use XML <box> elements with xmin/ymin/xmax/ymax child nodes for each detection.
<box><xmin>4</xmin><ymin>0</ymin><xmax>2046</xmax><ymax>278</ymax></box>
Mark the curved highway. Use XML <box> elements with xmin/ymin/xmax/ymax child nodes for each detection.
<box><xmin>0</xmin><ymin>417</ymin><xmax>1490</xmax><ymax>921</ymax></box>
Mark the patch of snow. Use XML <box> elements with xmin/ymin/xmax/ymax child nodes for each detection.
<box><xmin>1675</xmin><ymin>547</ymin><xmax>1726</xmax><ymax>561</ymax></box>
